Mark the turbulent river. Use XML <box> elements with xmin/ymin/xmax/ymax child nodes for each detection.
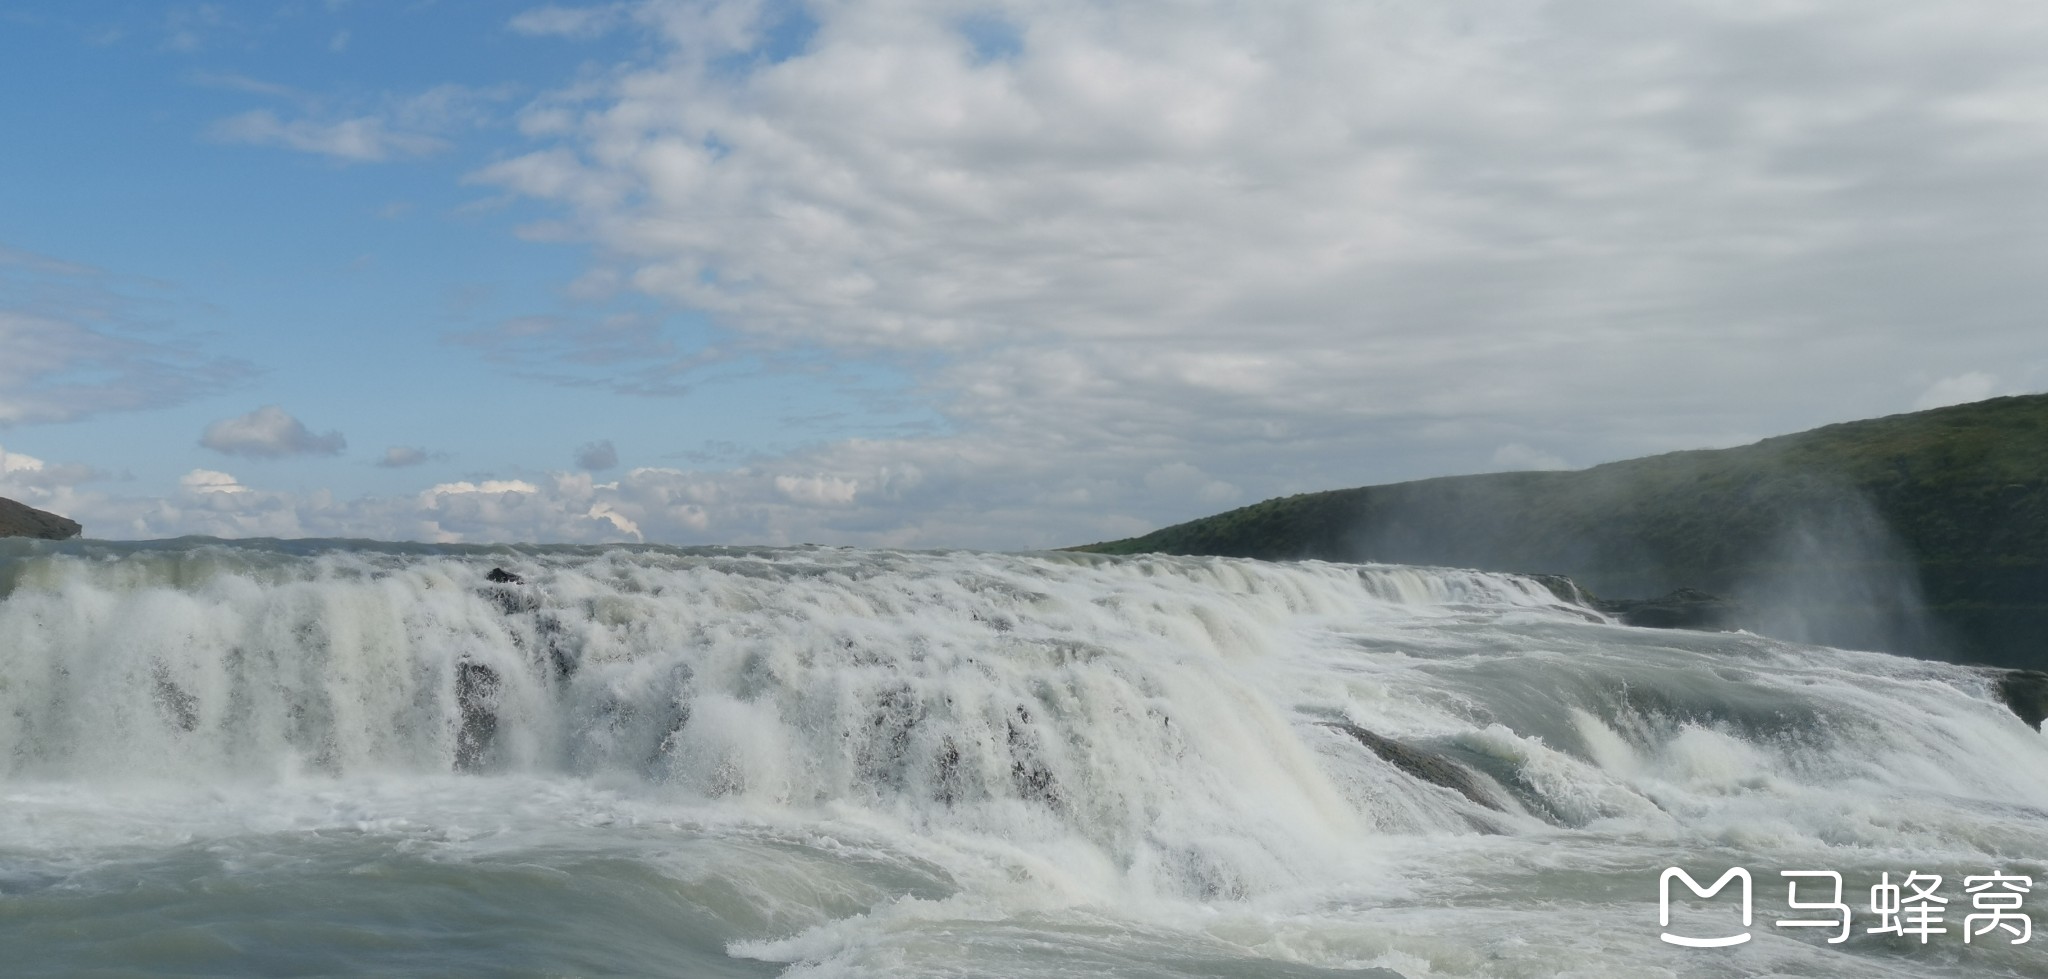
<box><xmin>0</xmin><ymin>539</ymin><xmax>2042</xmax><ymax>978</ymax></box>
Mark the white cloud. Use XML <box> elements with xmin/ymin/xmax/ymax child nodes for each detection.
<box><xmin>200</xmin><ymin>406</ymin><xmax>347</xmax><ymax>458</ymax></box>
<box><xmin>448</xmin><ymin>0</ymin><xmax>2048</xmax><ymax>545</ymax></box>
<box><xmin>425</xmin><ymin>479</ymin><xmax>540</xmax><ymax>496</ymax></box>
<box><xmin>0</xmin><ymin>444</ymin><xmax>98</xmax><ymax>491</ymax></box>
<box><xmin>35</xmin><ymin>1</ymin><xmax>2048</xmax><ymax>549</ymax></box>
<box><xmin>0</xmin><ymin>446</ymin><xmax>43</xmax><ymax>476</ymax></box>
<box><xmin>774</xmin><ymin>473</ymin><xmax>859</xmax><ymax>506</ymax></box>
<box><xmin>1914</xmin><ymin>372</ymin><xmax>2007</xmax><ymax>410</ymax></box>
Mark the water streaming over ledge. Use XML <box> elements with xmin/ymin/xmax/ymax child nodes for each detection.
<box><xmin>0</xmin><ymin>538</ymin><xmax>2042</xmax><ymax>977</ymax></box>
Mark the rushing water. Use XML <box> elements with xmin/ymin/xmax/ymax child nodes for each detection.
<box><xmin>0</xmin><ymin>538</ymin><xmax>2042</xmax><ymax>978</ymax></box>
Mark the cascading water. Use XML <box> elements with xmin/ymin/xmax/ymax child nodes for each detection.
<box><xmin>0</xmin><ymin>538</ymin><xmax>2042</xmax><ymax>978</ymax></box>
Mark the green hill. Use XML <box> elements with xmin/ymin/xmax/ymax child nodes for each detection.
<box><xmin>1074</xmin><ymin>395</ymin><xmax>2048</xmax><ymax>668</ymax></box>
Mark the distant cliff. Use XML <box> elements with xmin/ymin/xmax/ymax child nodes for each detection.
<box><xmin>1074</xmin><ymin>395</ymin><xmax>2048</xmax><ymax>670</ymax></box>
<box><xmin>0</xmin><ymin>497</ymin><xmax>82</xmax><ymax>540</ymax></box>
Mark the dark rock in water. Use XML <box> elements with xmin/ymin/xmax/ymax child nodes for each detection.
<box><xmin>475</xmin><ymin>565</ymin><xmax>581</xmax><ymax>679</ymax></box>
<box><xmin>0</xmin><ymin>497</ymin><xmax>81</xmax><ymax>539</ymax></box>
<box><xmin>1519</xmin><ymin>573</ymin><xmax>1738</xmax><ymax>630</ymax></box>
<box><xmin>482</xmin><ymin>581</ymin><xmax>539</xmax><ymax>617</ymax></box>
<box><xmin>1998</xmin><ymin>670</ymin><xmax>2048</xmax><ymax>730</ymax></box>
<box><xmin>1518</xmin><ymin>573</ymin><xmax>1607</xmax><ymax>622</ymax></box>
<box><xmin>151</xmin><ymin>666</ymin><xmax>199</xmax><ymax>732</ymax></box>
<box><xmin>1525</xmin><ymin>573</ymin><xmax>1590</xmax><ymax>606</ymax></box>
<box><xmin>1007</xmin><ymin>705</ymin><xmax>1061</xmax><ymax>807</ymax></box>
<box><xmin>536</xmin><ymin>611</ymin><xmax>576</xmax><ymax>680</ymax></box>
<box><xmin>455</xmin><ymin>660</ymin><xmax>502</xmax><ymax>770</ymax></box>
<box><xmin>1593</xmin><ymin>587</ymin><xmax>1741</xmax><ymax>631</ymax></box>
<box><xmin>1324</xmin><ymin>721</ymin><xmax>1506</xmax><ymax>812</ymax></box>
<box><xmin>477</xmin><ymin>567</ymin><xmax>578</xmax><ymax>678</ymax></box>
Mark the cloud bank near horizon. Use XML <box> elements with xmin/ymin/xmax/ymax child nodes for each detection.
<box><xmin>3</xmin><ymin>0</ymin><xmax>2045</xmax><ymax>547</ymax></box>
<box><xmin>471</xmin><ymin>0</ymin><xmax>2048</xmax><ymax>544</ymax></box>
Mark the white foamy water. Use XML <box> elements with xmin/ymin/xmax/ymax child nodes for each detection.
<box><xmin>0</xmin><ymin>539</ymin><xmax>2042</xmax><ymax>977</ymax></box>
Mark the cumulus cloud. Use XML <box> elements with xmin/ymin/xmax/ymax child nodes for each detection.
<box><xmin>575</xmin><ymin>439</ymin><xmax>619</xmax><ymax>470</ymax></box>
<box><xmin>53</xmin><ymin>1</ymin><xmax>2045</xmax><ymax>548</ymax></box>
<box><xmin>450</xmin><ymin>0</ymin><xmax>2048</xmax><ymax>544</ymax></box>
<box><xmin>0</xmin><ymin>247</ymin><xmax>253</xmax><ymax>427</ymax></box>
<box><xmin>200</xmin><ymin>406</ymin><xmax>347</xmax><ymax>458</ymax></box>
<box><xmin>0</xmin><ymin>444</ymin><xmax>99</xmax><ymax>493</ymax></box>
<box><xmin>774</xmin><ymin>473</ymin><xmax>858</xmax><ymax>506</ymax></box>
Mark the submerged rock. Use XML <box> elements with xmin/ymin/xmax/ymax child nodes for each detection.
<box><xmin>1324</xmin><ymin>721</ymin><xmax>1506</xmax><ymax>812</ymax></box>
<box><xmin>0</xmin><ymin>497</ymin><xmax>80</xmax><ymax>540</ymax></box>
<box><xmin>482</xmin><ymin>568</ymin><xmax>538</xmax><ymax>617</ymax></box>
<box><xmin>1525</xmin><ymin>573</ymin><xmax>1591</xmax><ymax>606</ymax></box>
<box><xmin>1592</xmin><ymin>586</ymin><xmax>1741</xmax><ymax>631</ymax></box>
<box><xmin>455</xmin><ymin>661</ymin><xmax>501</xmax><ymax>770</ymax></box>
<box><xmin>151</xmin><ymin>666</ymin><xmax>199</xmax><ymax>732</ymax></box>
<box><xmin>1522</xmin><ymin>574</ymin><xmax>1741</xmax><ymax>631</ymax></box>
<box><xmin>477</xmin><ymin>566</ymin><xmax>576</xmax><ymax>677</ymax></box>
<box><xmin>1998</xmin><ymin>670</ymin><xmax>2048</xmax><ymax>731</ymax></box>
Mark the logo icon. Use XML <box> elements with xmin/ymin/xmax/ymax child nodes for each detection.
<box><xmin>1660</xmin><ymin>867</ymin><xmax>1753</xmax><ymax>947</ymax></box>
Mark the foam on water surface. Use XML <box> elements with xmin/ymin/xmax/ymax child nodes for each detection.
<box><xmin>0</xmin><ymin>539</ymin><xmax>2043</xmax><ymax>977</ymax></box>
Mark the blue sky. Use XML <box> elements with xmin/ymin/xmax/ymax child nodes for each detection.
<box><xmin>2</xmin><ymin>1</ymin><xmax>2044</xmax><ymax>546</ymax></box>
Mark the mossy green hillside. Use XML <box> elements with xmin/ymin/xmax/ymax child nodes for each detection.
<box><xmin>1075</xmin><ymin>395</ymin><xmax>2048</xmax><ymax>668</ymax></box>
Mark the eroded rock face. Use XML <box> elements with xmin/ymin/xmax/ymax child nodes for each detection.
<box><xmin>1323</xmin><ymin>721</ymin><xmax>1507</xmax><ymax>812</ymax></box>
<box><xmin>0</xmin><ymin>497</ymin><xmax>80</xmax><ymax>539</ymax></box>
<box><xmin>455</xmin><ymin>660</ymin><xmax>502</xmax><ymax>771</ymax></box>
<box><xmin>1997</xmin><ymin>670</ymin><xmax>2048</xmax><ymax>731</ymax></box>
<box><xmin>1593</xmin><ymin>587</ymin><xmax>1742</xmax><ymax>630</ymax></box>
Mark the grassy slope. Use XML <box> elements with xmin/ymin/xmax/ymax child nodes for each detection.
<box><xmin>1073</xmin><ymin>395</ymin><xmax>2048</xmax><ymax>667</ymax></box>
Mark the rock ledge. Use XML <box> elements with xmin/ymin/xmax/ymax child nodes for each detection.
<box><xmin>0</xmin><ymin>497</ymin><xmax>81</xmax><ymax>539</ymax></box>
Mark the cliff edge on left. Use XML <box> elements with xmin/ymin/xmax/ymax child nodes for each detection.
<box><xmin>0</xmin><ymin>497</ymin><xmax>81</xmax><ymax>539</ymax></box>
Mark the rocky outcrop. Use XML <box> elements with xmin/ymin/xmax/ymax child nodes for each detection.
<box><xmin>454</xmin><ymin>660</ymin><xmax>501</xmax><ymax>770</ymax></box>
<box><xmin>0</xmin><ymin>497</ymin><xmax>80</xmax><ymax>539</ymax></box>
<box><xmin>1324</xmin><ymin>721</ymin><xmax>1507</xmax><ymax>812</ymax></box>
<box><xmin>1997</xmin><ymin>670</ymin><xmax>2048</xmax><ymax>731</ymax></box>
<box><xmin>1528</xmin><ymin>574</ymin><xmax>1740</xmax><ymax>631</ymax></box>
<box><xmin>1591</xmin><ymin>587</ymin><xmax>1742</xmax><ymax>630</ymax></box>
<box><xmin>1074</xmin><ymin>395</ymin><xmax>2048</xmax><ymax>670</ymax></box>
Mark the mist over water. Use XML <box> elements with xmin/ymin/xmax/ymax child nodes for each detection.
<box><xmin>0</xmin><ymin>540</ymin><xmax>2042</xmax><ymax>977</ymax></box>
<box><xmin>1732</xmin><ymin>493</ymin><xmax>1951</xmax><ymax>659</ymax></box>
